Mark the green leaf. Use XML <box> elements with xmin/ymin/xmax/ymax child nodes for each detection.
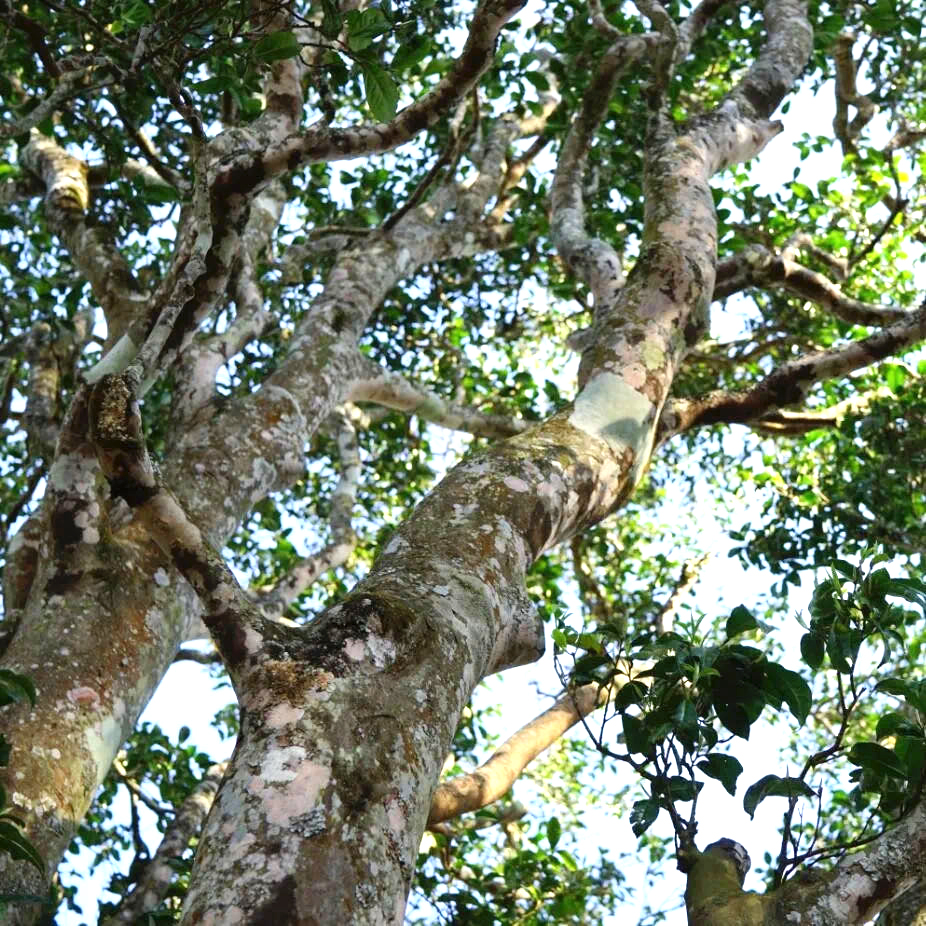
<box><xmin>697</xmin><ymin>754</ymin><xmax>743</xmax><ymax>796</ymax></box>
<box><xmin>346</xmin><ymin>8</ymin><xmax>391</xmax><ymax>51</ymax></box>
<box><xmin>0</xmin><ymin>669</ymin><xmax>37</xmax><ymax>709</ymax></box>
<box><xmin>715</xmin><ymin>701</ymin><xmax>752</xmax><ymax>740</ymax></box>
<box><xmin>876</xmin><ymin>712</ymin><xmax>923</xmax><ymax>740</ymax></box>
<box><xmin>763</xmin><ymin>663</ymin><xmax>812</xmax><ymax>724</ymax></box>
<box><xmin>253</xmin><ymin>31</ymin><xmax>301</xmax><ymax>63</ymax></box>
<box><xmin>622</xmin><ymin>714</ymin><xmax>651</xmax><ymax>756</ymax></box>
<box><xmin>0</xmin><ymin>820</ymin><xmax>44</xmax><ymax>873</ymax></box>
<box><xmin>662</xmin><ymin>776</ymin><xmax>701</xmax><ymax>802</ymax></box>
<box><xmin>896</xmin><ymin>736</ymin><xmax>926</xmax><ymax>781</ymax></box>
<box><xmin>629</xmin><ymin>799</ymin><xmax>659</xmax><ymax>836</ymax></box>
<box><xmin>800</xmin><ymin>632</ymin><xmax>825</xmax><ymax>669</ymax></box>
<box><xmin>319</xmin><ymin>0</ymin><xmax>342</xmax><ymax>39</ymax></box>
<box><xmin>546</xmin><ymin>816</ymin><xmax>561</xmax><ymax>849</ymax></box>
<box><xmin>193</xmin><ymin>75</ymin><xmax>236</xmax><ymax>94</ymax></box>
<box><xmin>848</xmin><ymin>742</ymin><xmax>908</xmax><ymax>779</ymax></box>
<box><xmin>362</xmin><ymin>64</ymin><xmax>399</xmax><ymax>122</ymax></box>
<box><xmin>614</xmin><ymin>680</ymin><xmax>648</xmax><ymax>710</ymax></box>
<box><xmin>743</xmin><ymin>775</ymin><xmax>816</xmax><ymax>819</ymax></box>
<box><xmin>726</xmin><ymin>605</ymin><xmax>757</xmax><ymax>638</ymax></box>
<box><xmin>392</xmin><ymin>34</ymin><xmax>430</xmax><ymax>73</ymax></box>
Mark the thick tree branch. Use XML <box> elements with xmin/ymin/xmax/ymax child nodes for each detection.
<box><xmin>349</xmin><ymin>358</ymin><xmax>527</xmax><ymax>439</ymax></box>
<box><xmin>427</xmin><ymin>680</ymin><xmax>615</xmax><ymax>825</ymax></box>
<box><xmin>714</xmin><ymin>245</ymin><xmax>909</xmax><ymax>325</ymax></box>
<box><xmin>660</xmin><ymin>301</ymin><xmax>926</xmax><ymax>438</ymax></box>
<box><xmin>430</xmin><ymin>552</ymin><xmax>708</xmax><ymax>825</ymax></box>
<box><xmin>87</xmin><ymin>371</ymin><xmax>271</xmax><ymax>682</ymax></box>
<box><xmin>775</xmin><ymin>800</ymin><xmax>926</xmax><ymax>924</ymax></box>
<box><xmin>102</xmin><ymin>762</ymin><xmax>228</xmax><ymax>926</ymax></box>
<box><xmin>22</xmin><ymin>131</ymin><xmax>146</xmax><ymax>342</ymax></box>
<box><xmin>256</xmin><ymin>408</ymin><xmax>360</xmax><ymax>618</ymax></box>
<box><xmin>211</xmin><ymin>0</ymin><xmax>529</xmax><ymax>194</ymax></box>
<box><xmin>727</xmin><ymin>0</ymin><xmax>813</xmax><ymax>121</ymax></box>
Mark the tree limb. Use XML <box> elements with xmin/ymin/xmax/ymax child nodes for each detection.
<box><xmin>660</xmin><ymin>301</ymin><xmax>926</xmax><ymax>438</ymax></box>
<box><xmin>714</xmin><ymin>245</ymin><xmax>909</xmax><ymax>325</ymax></box>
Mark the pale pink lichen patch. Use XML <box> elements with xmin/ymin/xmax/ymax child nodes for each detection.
<box><xmin>503</xmin><ymin>475</ymin><xmax>530</xmax><ymax>492</ymax></box>
<box><xmin>264</xmin><ymin>760</ymin><xmax>331</xmax><ymax>826</ymax></box>
<box><xmin>343</xmin><ymin>637</ymin><xmax>366</xmax><ymax>661</ymax></box>
<box><xmin>67</xmin><ymin>686</ymin><xmax>101</xmax><ymax>709</ymax></box>
<box><xmin>266</xmin><ymin>702</ymin><xmax>305</xmax><ymax>728</ymax></box>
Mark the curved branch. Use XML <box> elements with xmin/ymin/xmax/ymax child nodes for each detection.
<box><xmin>212</xmin><ymin>0</ymin><xmax>529</xmax><ymax>193</ymax></box>
<box><xmin>349</xmin><ymin>357</ymin><xmax>527</xmax><ymax>439</ymax></box>
<box><xmin>727</xmin><ymin>0</ymin><xmax>814</xmax><ymax>121</ymax></box>
<box><xmin>427</xmin><ymin>681</ymin><xmax>612</xmax><ymax>825</ymax></box>
<box><xmin>101</xmin><ymin>762</ymin><xmax>228</xmax><ymax>926</ymax></box>
<box><xmin>256</xmin><ymin>408</ymin><xmax>360</xmax><ymax>618</ymax></box>
<box><xmin>22</xmin><ymin>131</ymin><xmax>146</xmax><ymax>342</ymax></box>
<box><xmin>714</xmin><ymin>245</ymin><xmax>910</xmax><ymax>325</ymax></box>
<box><xmin>660</xmin><ymin>301</ymin><xmax>926</xmax><ymax>438</ymax></box>
<box><xmin>550</xmin><ymin>33</ymin><xmax>655</xmax><ymax>306</ymax></box>
<box><xmin>831</xmin><ymin>31</ymin><xmax>877</xmax><ymax>155</ymax></box>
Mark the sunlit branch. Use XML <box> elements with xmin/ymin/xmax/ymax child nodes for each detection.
<box><xmin>256</xmin><ymin>408</ymin><xmax>360</xmax><ymax>618</ymax></box>
<box><xmin>427</xmin><ymin>680</ymin><xmax>614</xmax><ymax>825</ymax></box>
<box><xmin>660</xmin><ymin>301</ymin><xmax>926</xmax><ymax>438</ymax></box>
<box><xmin>657</xmin><ymin>553</ymin><xmax>710</xmax><ymax>635</ymax></box>
<box><xmin>349</xmin><ymin>358</ymin><xmax>527</xmax><ymax>439</ymax></box>
<box><xmin>714</xmin><ymin>244</ymin><xmax>910</xmax><ymax>325</ymax></box>
<box><xmin>100</xmin><ymin>762</ymin><xmax>228</xmax><ymax>926</ymax></box>
<box><xmin>831</xmin><ymin>31</ymin><xmax>877</xmax><ymax>155</ymax></box>
<box><xmin>727</xmin><ymin>0</ymin><xmax>813</xmax><ymax>121</ymax></box>
<box><xmin>428</xmin><ymin>550</ymin><xmax>712</xmax><ymax>824</ymax></box>
<box><xmin>749</xmin><ymin>386</ymin><xmax>894</xmax><ymax>436</ymax></box>
<box><xmin>21</xmin><ymin>132</ymin><xmax>147</xmax><ymax>343</ymax></box>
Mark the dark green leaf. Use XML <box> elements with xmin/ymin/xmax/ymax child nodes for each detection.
<box><xmin>629</xmin><ymin>799</ymin><xmax>659</xmax><ymax>836</ymax></box>
<box><xmin>346</xmin><ymin>8</ymin><xmax>391</xmax><ymax>51</ymax></box>
<box><xmin>800</xmin><ymin>632</ymin><xmax>825</xmax><ymax>669</ymax></box>
<box><xmin>848</xmin><ymin>742</ymin><xmax>908</xmax><ymax>779</ymax></box>
<box><xmin>614</xmin><ymin>680</ymin><xmax>648</xmax><ymax>710</ymax></box>
<box><xmin>0</xmin><ymin>820</ymin><xmax>44</xmax><ymax>873</ymax></box>
<box><xmin>392</xmin><ymin>34</ymin><xmax>431</xmax><ymax>73</ymax></box>
<box><xmin>622</xmin><ymin>714</ymin><xmax>651</xmax><ymax>756</ymax></box>
<box><xmin>876</xmin><ymin>712</ymin><xmax>923</xmax><ymax>740</ymax></box>
<box><xmin>253</xmin><ymin>31</ymin><xmax>301</xmax><ymax>63</ymax></box>
<box><xmin>743</xmin><ymin>775</ymin><xmax>816</xmax><ymax>819</ymax></box>
<box><xmin>763</xmin><ymin>663</ymin><xmax>812</xmax><ymax>724</ymax></box>
<box><xmin>697</xmin><ymin>754</ymin><xmax>743</xmax><ymax>796</ymax></box>
<box><xmin>546</xmin><ymin>816</ymin><xmax>561</xmax><ymax>849</ymax></box>
<box><xmin>319</xmin><ymin>0</ymin><xmax>342</xmax><ymax>39</ymax></box>
<box><xmin>726</xmin><ymin>605</ymin><xmax>757</xmax><ymax>638</ymax></box>
<box><xmin>0</xmin><ymin>670</ymin><xmax>37</xmax><ymax>708</ymax></box>
<box><xmin>362</xmin><ymin>64</ymin><xmax>399</xmax><ymax>122</ymax></box>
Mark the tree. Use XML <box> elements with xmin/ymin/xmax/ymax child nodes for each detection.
<box><xmin>1</xmin><ymin>0</ymin><xmax>926</xmax><ymax>922</ymax></box>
